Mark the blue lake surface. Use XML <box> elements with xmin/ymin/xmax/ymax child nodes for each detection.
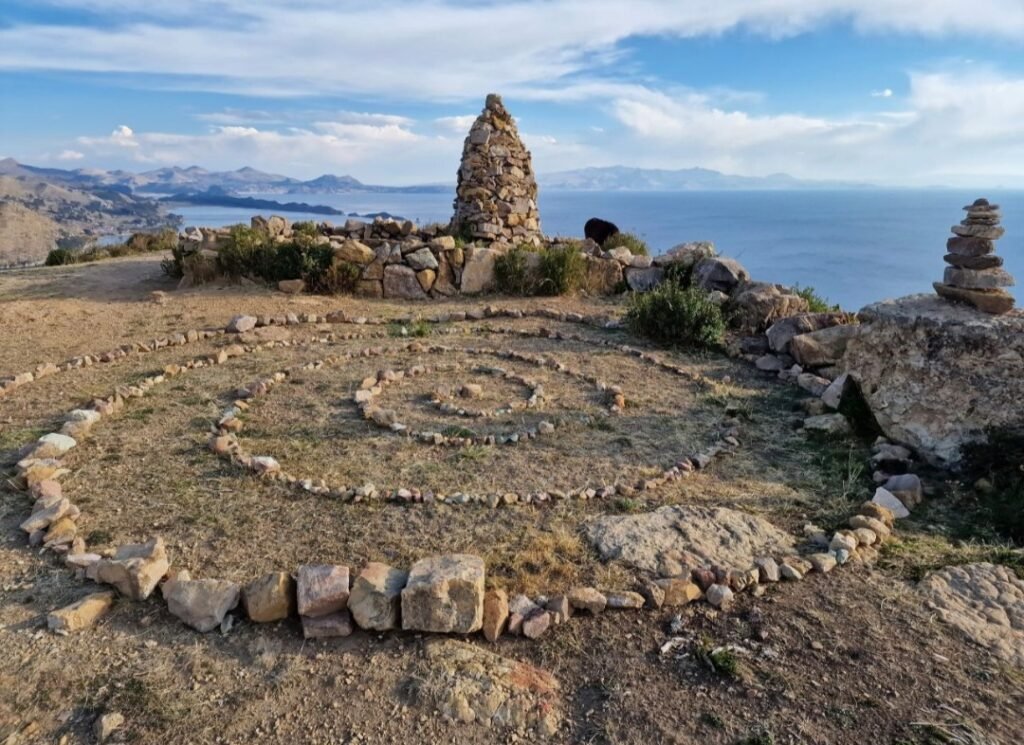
<box><xmin>174</xmin><ymin>189</ymin><xmax>1024</xmax><ymax>311</ymax></box>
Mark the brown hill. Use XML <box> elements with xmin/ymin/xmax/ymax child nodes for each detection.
<box><xmin>0</xmin><ymin>201</ymin><xmax>60</xmax><ymax>266</ymax></box>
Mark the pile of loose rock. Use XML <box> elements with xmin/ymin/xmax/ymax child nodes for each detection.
<box><xmin>451</xmin><ymin>94</ymin><xmax>542</xmax><ymax>245</ymax></box>
<box><xmin>934</xmin><ymin>198</ymin><xmax>1015</xmax><ymax>314</ymax></box>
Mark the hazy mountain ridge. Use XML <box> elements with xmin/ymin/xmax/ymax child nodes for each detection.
<box><xmin>0</xmin><ymin>159</ymin><xmax>448</xmax><ymax>195</ymax></box>
<box><xmin>0</xmin><ymin>160</ymin><xmax>176</xmax><ymax>264</ymax></box>
<box><xmin>0</xmin><ymin>158</ymin><xmax>874</xmax><ymax>196</ymax></box>
<box><xmin>537</xmin><ymin>165</ymin><xmax>870</xmax><ymax>191</ymax></box>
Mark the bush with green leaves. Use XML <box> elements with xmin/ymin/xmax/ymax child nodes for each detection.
<box><xmin>309</xmin><ymin>257</ymin><xmax>360</xmax><ymax>294</ymax></box>
<box><xmin>961</xmin><ymin>427</ymin><xmax>1024</xmax><ymax>544</ymax></box>
<box><xmin>215</xmin><ymin>225</ymin><xmax>278</xmax><ymax>279</ymax></box>
<box><xmin>603</xmin><ymin>231</ymin><xmax>649</xmax><ymax>256</ymax></box>
<box><xmin>661</xmin><ymin>261</ymin><xmax>694</xmax><ymax>288</ymax></box>
<box><xmin>536</xmin><ymin>242</ymin><xmax>585</xmax><ymax>296</ymax></box>
<box><xmin>494</xmin><ymin>245</ymin><xmax>537</xmax><ymax>295</ymax></box>
<box><xmin>626</xmin><ymin>281</ymin><xmax>725</xmax><ymax>348</ymax></box>
<box><xmin>792</xmin><ymin>283</ymin><xmax>840</xmax><ymax>313</ymax></box>
<box><xmin>45</xmin><ymin>247</ymin><xmax>78</xmax><ymax>266</ymax></box>
<box><xmin>160</xmin><ymin>243</ymin><xmax>187</xmax><ymax>278</ymax></box>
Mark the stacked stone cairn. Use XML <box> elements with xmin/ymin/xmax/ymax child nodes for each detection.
<box><xmin>450</xmin><ymin>94</ymin><xmax>542</xmax><ymax>246</ymax></box>
<box><xmin>934</xmin><ymin>198</ymin><xmax>1015</xmax><ymax>314</ymax></box>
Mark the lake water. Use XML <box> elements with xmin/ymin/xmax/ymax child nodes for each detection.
<box><xmin>173</xmin><ymin>189</ymin><xmax>1024</xmax><ymax>311</ymax></box>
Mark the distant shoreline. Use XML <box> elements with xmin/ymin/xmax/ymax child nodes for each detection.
<box><xmin>161</xmin><ymin>193</ymin><xmax>346</xmax><ymax>216</ymax></box>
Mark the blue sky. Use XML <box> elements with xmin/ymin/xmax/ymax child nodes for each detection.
<box><xmin>2</xmin><ymin>1</ymin><xmax>1024</xmax><ymax>185</ymax></box>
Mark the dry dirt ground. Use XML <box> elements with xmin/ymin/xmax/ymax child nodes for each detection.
<box><xmin>1</xmin><ymin>255</ymin><xmax>1023</xmax><ymax>745</ymax></box>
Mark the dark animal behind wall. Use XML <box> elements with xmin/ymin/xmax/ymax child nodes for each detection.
<box><xmin>584</xmin><ymin>218</ymin><xmax>619</xmax><ymax>246</ymax></box>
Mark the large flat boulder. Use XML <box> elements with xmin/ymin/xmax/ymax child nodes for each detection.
<box><xmin>653</xmin><ymin>241</ymin><xmax>716</xmax><ymax>269</ymax></box>
<box><xmin>383</xmin><ymin>264</ymin><xmax>427</xmax><ymax>300</ymax></box>
<box><xmin>790</xmin><ymin>323</ymin><xmax>860</xmax><ymax>368</ymax></box>
<box><xmin>585</xmin><ymin>505</ymin><xmax>795</xmax><ymax>576</ymax></box>
<box><xmin>624</xmin><ymin>266</ymin><xmax>664</xmax><ymax>292</ymax></box>
<box><xmin>413</xmin><ymin>639</ymin><xmax>561</xmax><ymax>736</ymax></box>
<box><xmin>692</xmin><ymin>257</ymin><xmax>749</xmax><ymax>294</ymax></box>
<box><xmin>401</xmin><ymin>554</ymin><xmax>484</xmax><ymax>633</ymax></box>
<box><xmin>842</xmin><ymin>294</ymin><xmax>1024</xmax><ymax>465</ymax></box>
<box><xmin>460</xmin><ymin>247</ymin><xmax>501</xmax><ymax>294</ymax></box>
<box><xmin>582</xmin><ymin>255</ymin><xmax>623</xmax><ymax>294</ymax></box>
<box><xmin>918</xmin><ymin>563</ymin><xmax>1024</xmax><ymax>668</ymax></box>
<box><xmin>766</xmin><ymin>312</ymin><xmax>851</xmax><ymax>354</ymax></box>
<box><xmin>729</xmin><ymin>282</ymin><xmax>809</xmax><ymax>333</ymax></box>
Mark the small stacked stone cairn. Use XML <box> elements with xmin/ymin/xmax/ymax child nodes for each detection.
<box><xmin>451</xmin><ymin>93</ymin><xmax>542</xmax><ymax>246</ymax></box>
<box><xmin>934</xmin><ymin>198</ymin><xmax>1015</xmax><ymax>314</ymax></box>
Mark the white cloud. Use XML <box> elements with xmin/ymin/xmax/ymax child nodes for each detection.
<box><xmin>57</xmin><ymin>149</ymin><xmax>85</xmax><ymax>160</ymax></box>
<box><xmin>1</xmin><ymin>1</ymin><xmax>1022</xmax><ymax>100</ymax></box>
<box><xmin>70</xmin><ymin>119</ymin><xmax>461</xmax><ymax>182</ymax></box>
<box><xmin>569</xmin><ymin>70</ymin><xmax>1024</xmax><ymax>185</ymax></box>
<box><xmin>12</xmin><ymin>1</ymin><xmax>1024</xmax><ymax>185</ymax></box>
<box><xmin>434</xmin><ymin>115</ymin><xmax>477</xmax><ymax>134</ymax></box>
<box><xmin>58</xmin><ymin>68</ymin><xmax>1024</xmax><ymax>185</ymax></box>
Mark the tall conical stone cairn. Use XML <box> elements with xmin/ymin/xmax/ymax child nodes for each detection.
<box><xmin>934</xmin><ymin>198</ymin><xmax>1015</xmax><ymax>314</ymax></box>
<box><xmin>451</xmin><ymin>94</ymin><xmax>542</xmax><ymax>246</ymax></box>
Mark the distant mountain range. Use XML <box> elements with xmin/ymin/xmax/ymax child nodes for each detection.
<box><xmin>537</xmin><ymin>166</ymin><xmax>870</xmax><ymax>191</ymax></box>
<box><xmin>0</xmin><ymin>161</ymin><xmax>173</xmax><ymax>266</ymax></box>
<box><xmin>0</xmin><ymin>158</ymin><xmax>873</xmax><ymax>196</ymax></box>
<box><xmin>0</xmin><ymin>158</ymin><xmax>448</xmax><ymax>196</ymax></box>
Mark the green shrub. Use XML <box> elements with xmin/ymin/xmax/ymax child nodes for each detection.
<box><xmin>695</xmin><ymin>638</ymin><xmax>741</xmax><ymax>679</ymax></box>
<box><xmin>388</xmin><ymin>319</ymin><xmax>432</xmax><ymax>338</ymax></box>
<box><xmin>216</xmin><ymin>225</ymin><xmax>277</xmax><ymax>279</ymax></box>
<box><xmin>662</xmin><ymin>261</ymin><xmax>694</xmax><ymax>288</ymax></box>
<box><xmin>792</xmin><ymin>283</ymin><xmax>839</xmax><ymax>313</ymax></box>
<box><xmin>45</xmin><ymin>247</ymin><xmax>78</xmax><ymax>266</ymax></box>
<box><xmin>160</xmin><ymin>247</ymin><xmax>185</xmax><ymax>279</ymax></box>
<box><xmin>308</xmin><ymin>258</ymin><xmax>360</xmax><ymax>294</ymax></box>
<box><xmin>603</xmin><ymin>231</ymin><xmax>649</xmax><ymax>256</ymax></box>
<box><xmin>626</xmin><ymin>282</ymin><xmax>725</xmax><ymax>349</ymax></box>
<box><xmin>291</xmin><ymin>221</ymin><xmax>319</xmax><ymax>238</ymax></box>
<box><xmin>124</xmin><ymin>228</ymin><xmax>178</xmax><ymax>255</ymax></box>
<box><xmin>537</xmin><ymin>243</ymin><xmax>585</xmax><ymax>296</ymax></box>
<box><xmin>494</xmin><ymin>246</ymin><xmax>536</xmax><ymax>295</ymax></box>
<box><xmin>961</xmin><ymin>426</ymin><xmax>1024</xmax><ymax>544</ymax></box>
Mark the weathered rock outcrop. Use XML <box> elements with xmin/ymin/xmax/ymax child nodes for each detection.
<box><xmin>413</xmin><ymin>639</ymin><xmax>562</xmax><ymax>736</ymax></box>
<box><xmin>729</xmin><ymin>282</ymin><xmax>810</xmax><ymax>333</ymax></box>
<box><xmin>585</xmin><ymin>505</ymin><xmax>796</xmax><ymax>576</ymax></box>
<box><xmin>766</xmin><ymin>312</ymin><xmax>852</xmax><ymax>354</ymax></box>
<box><xmin>842</xmin><ymin>294</ymin><xmax>1024</xmax><ymax>466</ymax></box>
<box><xmin>918</xmin><ymin>563</ymin><xmax>1024</xmax><ymax>668</ymax></box>
<box><xmin>789</xmin><ymin>323</ymin><xmax>859</xmax><ymax>368</ymax></box>
<box><xmin>451</xmin><ymin>94</ymin><xmax>541</xmax><ymax>245</ymax></box>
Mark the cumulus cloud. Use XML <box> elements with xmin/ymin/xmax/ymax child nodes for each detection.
<box><xmin>582</xmin><ymin>70</ymin><xmax>1024</xmax><ymax>184</ymax></box>
<box><xmin>13</xmin><ymin>1</ymin><xmax>1024</xmax><ymax>185</ymax></box>
<box><xmin>60</xmin><ymin>68</ymin><xmax>1024</xmax><ymax>185</ymax></box>
<box><xmin>1</xmin><ymin>1</ymin><xmax>1023</xmax><ymax>99</ymax></box>
<box><xmin>56</xmin><ymin>149</ymin><xmax>85</xmax><ymax>160</ymax></box>
<box><xmin>78</xmin><ymin>125</ymin><xmax>141</xmax><ymax>149</ymax></box>
<box><xmin>71</xmin><ymin>119</ymin><xmax>461</xmax><ymax>183</ymax></box>
<box><xmin>434</xmin><ymin>115</ymin><xmax>477</xmax><ymax>134</ymax></box>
